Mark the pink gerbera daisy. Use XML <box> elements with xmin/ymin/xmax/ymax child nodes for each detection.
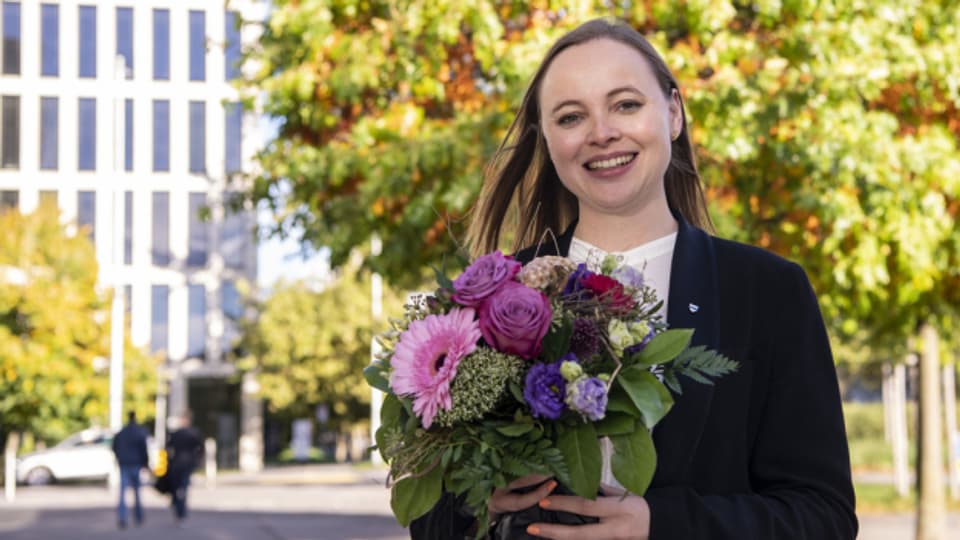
<box><xmin>389</xmin><ymin>307</ymin><xmax>481</xmax><ymax>429</ymax></box>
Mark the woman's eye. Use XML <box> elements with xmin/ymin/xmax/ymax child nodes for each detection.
<box><xmin>557</xmin><ymin>113</ymin><xmax>581</xmax><ymax>126</ymax></box>
<box><xmin>617</xmin><ymin>100</ymin><xmax>642</xmax><ymax>113</ymax></box>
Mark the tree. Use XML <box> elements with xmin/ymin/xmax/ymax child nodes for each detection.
<box><xmin>234</xmin><ymin>264</ymin><xmax>402</xmax><ymax>434</ymax></box>
<box><xmin>0</xmin><ymin>205</ymin><xmax>159</xmax><ymax>446</ymax></box>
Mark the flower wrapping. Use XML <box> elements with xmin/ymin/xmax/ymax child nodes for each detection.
<box><xmin>364</xmin><ymin>251</ymin><xmax>739</xmax><ymax>537</ymax></box>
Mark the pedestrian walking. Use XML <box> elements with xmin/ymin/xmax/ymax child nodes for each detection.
<box><xmin>111</xmin><ymin>411</ymin><xmax>149</xmax><ymax>529</ymax></box>
<box><xmin>166</xmin><ymin>411</ymin><xmax>203</xmax><ymax>525</ymax></box>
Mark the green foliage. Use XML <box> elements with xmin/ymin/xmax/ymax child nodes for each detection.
<box><xmin>556</xmin><ymin>421</ymin><xmax>602</xmax><ymax>499</ymax></box>
<box><xmin>0</xmin><ymin>206</ymin><xmax>158</xmax><ymax>443</ymax></box>
<box><xmin>234</xmin><ymin>264</ymin><xmax>402</xmax><ymax>429</ymax></box>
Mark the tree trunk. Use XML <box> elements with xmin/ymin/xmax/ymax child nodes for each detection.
<box><xmin>4</xmin><ymin>431</ymin><xmax>19</xmax><ymax>502</ymax></box>
<box><xmin>892</xmin><ymin>360</ymin><xmax>910</xmax><ymax>497</ymax></box>
<box><xmin>916</xmin><ymin>323</ymin><xmax>945</xmax><ymax>540</ymax></box>
<box><xmin>944</xmin><ymin>359</ymin><xmax>959</xmax><ymax>500</ymax></box>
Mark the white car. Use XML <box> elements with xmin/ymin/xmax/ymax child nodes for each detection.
<box><xmin>16</xmin><ymin>427</ymin><xmax>157</xmax><ymax>485</ymax></box>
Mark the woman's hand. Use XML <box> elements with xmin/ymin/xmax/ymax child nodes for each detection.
<box><xmin>488</xmin><ymin>474</ymin><xmax>557</xmax><ymax>519</ymax></box>
<box><xmin>525</xmin><ymin>483</ymin><xmax>651</xmax><ymax>540</ymax></box>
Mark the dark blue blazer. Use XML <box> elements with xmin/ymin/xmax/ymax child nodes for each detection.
<box><xmin>411</xmin><ymin>216</ymin><xmax>858</xmax><ymax>540</ymax></box>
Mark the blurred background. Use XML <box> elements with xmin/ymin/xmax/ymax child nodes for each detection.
<box><xmin>0</xmin><ymin>1</ymin><xmax>958</xmax><ymax>539</ymax></box>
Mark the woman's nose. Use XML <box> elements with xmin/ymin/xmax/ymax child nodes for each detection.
<box><xmin>588</xmin><ymin>116</ymin><xmax>621</xmax><ymax>145</ymax></box>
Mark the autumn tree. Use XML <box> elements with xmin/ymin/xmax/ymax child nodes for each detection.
<box><xmin>0</xmin><ymin>205</ymin><xmax>159</xmax><ymax>448</ymax></box>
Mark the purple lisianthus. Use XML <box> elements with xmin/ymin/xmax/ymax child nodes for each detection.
<box><xmin>561</xmin><ymin>263</ymin><xmax>595</xmax><ymax>299</ymax></box>
<box><xmin>452</xmin><ymin>251</ymin><xmax>522</xmax><ymax>307</ymax></box>
<box><xmin>524</xmin><ymin>361</ymin><xmax>567</xmax><ymax>419</ymax></box>
<box><xmin>565</xmin><ymin>377</ymin><xmax>608</xmax><ymax>421</ymax></box>
<box><xmin>478</xmin><ymin>281</ymin><xmax>551</xmax><ymax>360</ymax></box>
<box><xmin>611</xmin><ymin>265</ymin><xmax>645</xmax><ymax>289</ymax></box>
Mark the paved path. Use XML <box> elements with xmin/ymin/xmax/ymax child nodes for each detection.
<box><xmin>1</xmin><ymin>464</ymin><xmax>957</xmax><ymax>539</ymax></box>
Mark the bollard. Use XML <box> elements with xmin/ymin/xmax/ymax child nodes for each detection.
<box><xmin>205</xmin><ymin>438</ymin><xmax>217</xmax><ymax>489</ymax></box>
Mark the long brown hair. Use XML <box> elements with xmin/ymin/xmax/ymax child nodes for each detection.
<box><xmin>466</xmin><ymin>18</ymin><xmax>712</xmax><ymax>256</ymax></box>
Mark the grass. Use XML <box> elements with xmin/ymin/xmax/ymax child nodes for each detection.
<box><xmin>856</xmin><ymin>483</ymin><xmax>960</xmax><ymax>514</ymax></box>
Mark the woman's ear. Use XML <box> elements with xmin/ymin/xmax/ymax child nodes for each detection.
<box><xmin>669</xmin><ymin>88</ymin><xmax>683</xmax><ymax>140</ymax></box>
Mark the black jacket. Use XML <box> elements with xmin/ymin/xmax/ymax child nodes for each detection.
<box><xmin>112</xmin><ymin>422</ymin><xmax>149</xmax><ymax>467</ymax></box>
<box><xmin>410</xmin><ymin>216</ymin><xmax>857</xmax><ymax>539</ymax></box>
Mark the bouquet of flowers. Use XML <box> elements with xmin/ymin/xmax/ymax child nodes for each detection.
<box><xmin>364</xmin><ymin>251</ymin><xmax>738</xmax><ymax>536</ymax></box>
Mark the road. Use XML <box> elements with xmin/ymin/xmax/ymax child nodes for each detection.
<box><xmin>0</xmin><ymin>464</ymin><xmax>956</xmax><ymax>539</ymax></box>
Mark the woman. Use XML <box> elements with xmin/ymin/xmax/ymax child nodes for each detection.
<box><xmin>411</xmin><ymin>18</ymin><xmax>857</xmax><ymax>540</ymax></box>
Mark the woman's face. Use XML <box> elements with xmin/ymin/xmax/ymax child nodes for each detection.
<box><xmin>538</xmin><ymin>38</ymin><xmax>682</xmax><ymax>222</ymax></box>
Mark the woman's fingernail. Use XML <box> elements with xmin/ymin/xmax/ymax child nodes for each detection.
<box><xmin>527</xmin><ymin>525</ymin><xmax>541</xmax><ymax>536</ymax></box>
<box><xmin>547</xmin><ymin>481</ymin><xmax>557</xmax><ymax>491</ymax></box>
<box><xmin>538</xmin><ymin>498</ymin><xmax>551</xmax><ymax>508</ymax></box>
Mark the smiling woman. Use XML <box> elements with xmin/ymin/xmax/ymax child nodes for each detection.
<box><xmin>415</xmin><ymin>17</ymin><xmax>858</xmax><ymax>540</ymax></box>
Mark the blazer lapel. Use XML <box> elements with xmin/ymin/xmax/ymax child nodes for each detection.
<box><xmin>650</xmin><ymin>216</ymin><xmax>719</xmax><ymax>485</ymax></box>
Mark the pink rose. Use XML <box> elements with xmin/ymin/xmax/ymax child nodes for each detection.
<box><xmin>479</xmin><ymin>281</ymin><xmax>551</xmax><ymax>360</ymax></box>
<box><xmin>452</xmin><ymin>251</ymin><xmax>522</xmax><ymax>307</ymax></box>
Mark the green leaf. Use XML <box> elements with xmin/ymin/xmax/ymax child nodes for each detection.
<box><xmin>364</xmin><ymin>361</ymin><xmax>391</xmax><ymax>393</ymax></box>
<box><xmin>616</xmin><ymin>366</ymin><xmax>673</xmax><ymax>429</ymax></box>
<box><xmin>391</xmin><ymin>464</ymin><xmax>443</xmax><ymax>527</ymax></box>
<box><xmin>496</xmin><ymin>423</ymin><xmax>534</xmax><ymax>437</ymax></box>
<box><xmin>556</xmin><ymin>422</ymin><xmax>601</xmax><ymax>499</ymax></box>
<box><xmin>595</xmin><ymin>412</ymin><xmax>636</xmax><ymax>437</ymax></box>
<box><xmin>610</xmin><ymin>423</ymin><xmax>656</xmax><ymax>496</ymax></box>
<box><xmin>431</xmin><ymin>264</ymin><xmax>454</xmax><ymax>291</ymax></box>
<box><xmin>605</xmin><ymin>386</ymin><xmax>641</xmax><ymax>417</ymax></box>
<box><xmin>540</xmin><ymin>316</ymin><xmax>573</xmax><ymax>362</ymax></box>
<box><xmin>631</xmin><ymin>329</ymin><xmax>694</xmax><ymax>367</ymax></box>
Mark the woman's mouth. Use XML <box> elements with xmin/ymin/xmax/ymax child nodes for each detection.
<box><xmin>584</xmin><ymin>153</ymin><xmax>637</xmax><ymax>171</ymax></box>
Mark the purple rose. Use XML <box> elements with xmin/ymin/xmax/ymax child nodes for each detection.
<box><xmin>478</xmin><ymin>281</ymin><xmax>551</xmax><ymax>360</ymax></box>
<box><xmin>566</xmin><ymin>377</ymin><xmax>608</xmax><ymax>421</ymax></box>
<box><xmin>452</xmin><ymin>251</ymin><xmax>522</xmax><ymax>307</ymax></box>
<box><xmin>524</xmin><ymin>361</ymin><xmax>566</xmax><ymax>419</ymax></box>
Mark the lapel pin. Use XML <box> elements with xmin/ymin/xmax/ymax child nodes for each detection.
<box><xmin>688</xmin><ymin>303</ymin><xmax>700</xmax><ymax>314</ymax></box>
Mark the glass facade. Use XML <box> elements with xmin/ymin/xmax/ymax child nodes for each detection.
<box><xmin>2</xmin><ymin>1</ymin><xmax>19</xmax><ymax>75</ymax></box>
<box><xmin>0</xmin><ymin>189</ymin><xmax>17</xmax><ymax>211</ymax></box>
<box><xmin>38</xmin><ymin>190</ymin><xmax>57</xmax><ymax>207</ymax></box>
<box><xmin>1</xmin><ymin>95</ymin><xmax>18</xmax><ymax>168</ymax></box>
<box><xmin>187</xmin><ymin>284</ymin><xmax>206</xmax><ymax>358</ymax></box>
<box><xmin>224</xmin><ymin>102</ymin><xmax>242</xmax><ymax>175</ymax></box>
<box><xmin>189</xmin><ymin>100</ymin><xmax>206</xmax><ymax>173</ymax></box>
<box><xmin>116</xmin><ymin>7</ymin><xmax>133</xmax><ymax>78</ymax></box>
<box><xmin>78</xmin><ymin>98</ymin><xmax>96</xmax><ymax>171</ymax></box>
<box><xmin>225</xmin><ymin>10</ymin><xmax>241</xmax><ymax>81</ymax></box>
<box><xmin>151</xmin><ymin>191</ymin><xmax>169</xmax><ymax>266</ymax></box>
<box><xmin>77</xmin><ymin>190</ymin><xmax>95</xmax><ymax>245</ymax></box>
<box><xmin>187</xmin><ymin>192</ymin><xmax>208</xmax><ymax>267</ymax></box>
<box><xmin>124</xmin><ymin>190</ymin><xmax>132</xmax><ymax>265</ymax></box>
<box><xmin>78</xmin><ymin>5</ymin><xmax>96</xmax><ymax>78</ymax></box>
<box><xmin>152</xmin><ymin>100</ymin><xmax>169</xmax><ymax>172</ymax></box>
<box><xmin>152</xmin><ymin>8</ymin><xmax>169</xmax><ymax>80</ymax></box>
<box><xmin>41</xmin><ymin>3</ymin><xmax>58</xmax><ymax>76</ymax></box>
<box><xmin>189</xmin><ymin>10</ymin><xmax>205</xmax><ymax>81</ymax></box>
<box><xmin>40</xmin><ymin>97</ymin><xmax>57</xmax><ymax>170</ymax></box>
<box><xmin>124</xmin><ymin>99</ymin><xmax>133</xmax><ymax>171</ymax></box>
<box><xmin>150</xmin><ymin>285</ymin><xmax>169</xmax><ymax>355</ymax></box>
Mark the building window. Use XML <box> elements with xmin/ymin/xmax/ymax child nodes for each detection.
<box><xmin>2</xmin><ymin>1</ymin><xmax>19</xmax><ymax>75</ymax></box>
<box><xmin>124</xmin><ymin>284</ymin><xmax>132</xmax><ymax>319</ymax></box>
<box><xmin>189</xmin><ymin>100</ymin><xmax>205</xmax><ymax>173</ymax></box>
<box><xmin>1</xmin><ymin>95</ymin><xmax>18</xmax><ymax>169</ymax></box>
<box><xmin>41</xmin><ymin>3</ymin><xmax>58</xmax><ymax>77</ymax></box>
<box><xmin>150</xmin><ymin>285</ymin><xmax>169</xmax><ymax>355</ymax></box>
<box><xmin>77</xmin><ymin>190</ymin><xmax>95</xmax><ymax>245</ymax></box>
<box><xmin>38</xmin><ymin>190</ymin><xmax>57</xmax><ymax>207</ymax></box>
<box><xmin>0</xmin><ymin>189</ymin><xmax>17</xmax><ymax>211</ymax></box>
<box><xmin>224</xmin><ymin>102</ymin><xmax>242</xmax><ymax>175</ymax></box>
<box><xmin>152</xmin><ymin>100</ymin><xmax>169</xmax><ymax>172</ymax></box>
<box><xmin>187</xmin><ymin>284</ymin><xmax>206</xmax><ymax>358</ymax></box>
<box><xmin>40</xmin><ymin>97</ymin><xmax>57</xmax><ymax>170</ymax></box>
<box><xmin>221</xmin><ymin>198</ymin><xmax>247</xmax><ymax>271</ymax></box>
<box><xmin>151</xmin><ymin>191</ymin><xmax>169</xmax><ymax>266</ymax></box>
<box><xmin>189</xmin><ymin>10</ymin><xmax>205</xmax><ymax>81</ymax></box>
<box><xmin>152</xmin><ymin>9</ymin><xmax>169</xmax><ymax>80</ymax></box>
<box><xmin>225</xmin><ymin>10</ymin><xmax>240</xmax><ymax>81</ymax></box>
<box><xmin>116</xmin><ymin>7</ymin><xmax>133</xmax><ymax>79</ymax></box>
<box><xmin>78</xmin><ymin>5</ymin><xmax>96</xmax><ymax>78</ymax></box>
<box><xmin>78</xmin><ymin>98</ymin><xmax>96</xmax><ymax>171</ymax></box>
<box><xmin>124</xmin><ymin>99</ymin><xmax>133</xmax><ymax>171</ymax></box>
<box><xmin>124</xmin><ymin>190</ymin><xmax>132</xmax><ymax>265</ymax></box>
<box><xmin>187</xmin><ymin>192</ymin><xmax>208</xmax><ymax>267</ymax></box>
